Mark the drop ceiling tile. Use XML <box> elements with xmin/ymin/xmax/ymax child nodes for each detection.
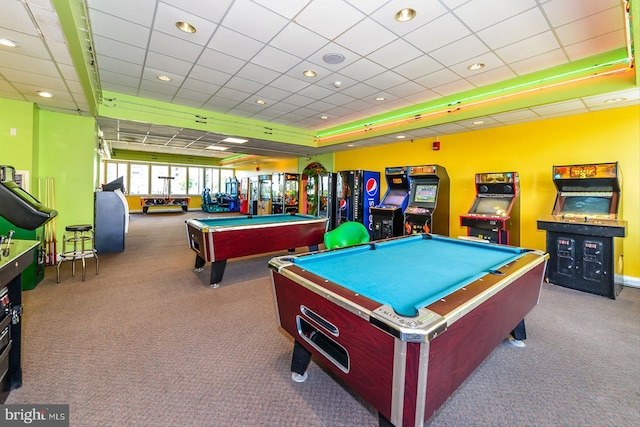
<box><xmin>139</xmin><ymin>79</ymin><xmax>180</xmax><ymax>97</ymax></box>
<box><xmin>87</xmin><ymin>0</ymin><xmax>157</xmax><ymax>27</ymax></box>
<box><xmin>431</xmin><ymin>78</ymin><xmax>475</xmax><ymax>97</ymax></box>
<box><xmin>255</xmin><ymin>86</ymin><xmax>293</xmax><ymax>102</ymax></box>
<box><xmin>188</xmin><ymin>65</ymin><xmax>231</xmax><ymax>86</ymax></box>
<box><xmin>531</xmin><ymin>99</ymin><xmax>587</xmax><ymax>116</ymax></box>
<box><xmin>225</xmin><ymin>75</ymin><xmax>264</xmax><ymax>94</ymax></box>
<box><xmin>509</xmin><ymin>49</ymin><xmax>567</xmax><ymax>76</ymax></box>
<box><xmin>339</xmin><ymin>58</ymin><xmax>386</xmax><ymax>82</ymax></box>
<box><xmin>142</xmin><ymin>66</ymin><xmax>185</xmax><ymax>86</ymax></box>
<box><xmin>490</xmin><ymin>109</ymin><xmax>540</xmax><ymax>124</ymax></box>
<box><xmin>0</xmin><ymin>51</ymin><xmax>59</xmax><ymax>75</ymax></box>
<box><xmin>175</xmin><ymin>87</ymin><xmax>213</xmax><ymax>103</ymax></box>
<box><xmin>162</xmin><ymin>0</ymin><xmax>233</xmax><ymax>23</ymax></box>
<box><xmin>153</xmin><ymin>2</ymin><xmax>218</xmax><ymax>46</ymax></box>
<box><xmin>197</xmin><ymin>48</ymin><xmax>246</xmax><ymax>75</ymax></box>
<box><xmin>340</xmin><ymin>82</ymin><xmax>379</xmax><ymax>99</ymax></box>
<box><xmin>270</xmin><ymin>23</ymin><xmax>328</xmax><ymax>59</ymax></box>
<box><xmin>0</xmin><ymin>68</ymin><xmax>65</xmax><ymax>89</ymax></box>
<box><xmin>368</xmin><ymin>38</ymin><xmax>423</xmax><ymax>69</ymax></box>
<box><xmin>180</xmin><ymin>78</ymin><xmax>220</xmax><ymax>94</ymax></box>
<box><xmin>146</xmin><ymin>51</ymin><xmax>194</xmax><ymax>76</ymax></box>
<box><xmin>404</xmin><ymin>13</ymin><xmax>470</xmax><ymax>53</ymax></box>
<box><xmin>269</xmin><ymin>74</ymin><xmax>311</xmax><ymax>93</ymax></box>
<box><xmin>495</xmin><ymin>31</ymin><xmax>560</xmax><ymax>64</ymax></box>
<box><xmin>453</xmin><ymin>0</ymin><xmax>537</xmax><ymax>32</ymax></box>
<box><xmin>0</xmin><ymin>31</ymin><xmax>48</xmax><ymax>60</ymax></box>
<box><xmin>281</xmin><ymin>93</ymin><xmax>315</xmax><ymax>107</ymax></box>
<box><xmin>47</xmin><ymin>40</ymin><xmax>74</xmax><ymax>66</ymax></box>
<box><xmin>369</xmin><ymin>0</ymin><xmax>449</xmax><ymax>37</ymax></box>
<box><xmin>98</xmin><ymin>57</ymin><xmax>143</xmax><ymax>78</ymax></box>
<box><xmin>541</xmin><ymin>0</ymin><xmax>619</xmax><ymax>27</ymax></box>
<box><xmin>386</xmin><ymin>80</ymin><xmax>427</xmax><ymax>98</ymax></box>
<box><xmin>214</xmin><ymin>86</ymin><xmax>252</xmax><ymax>102</ymax></box>
<box><xmin>148</xmin><ymin>30</ymin><xmax>204</xmax><ymax>63</ymax></box>
<box><xmin>477</xmin><ymin>8</ymin><xmax>550</xmax><ymax>50</ymax></box>
<box><xmin>221</xmin><ymin>1</ymin><xmax>289</xmax><ymax>42</ymax></box>
<box><xmin>89</xmin><ymin>10</ymin><xmax>151</xmax><ymax>49</ymax></box>
<box><xmin>582</xmin><ymin>88</ymin><xmax>640</xmax><ymax>107</ymax></box>
<box><xmin>207</xmin><ymin>27</ymin><xmax>264</xmax><ymax>60</ymax></box>
<box><xmin>2</xmin><ymin>0</ymin><xmax>41</xmax><ymax>35</ymax></box>
<box><xmin>365</xmin><ymin>71</ymin><xmax>407</xmax><ymax>91</ymax></box>
<box><xmin>414</xmin><ymin>68</ymin><xmax>460</xmax><ymax>89</ymax></box>
<box><xmin>93</xmin><ymin>35</ymin><xmax>147</xmax><ymax>65</ymax></box>
<box><xmin>295</xmin><ymin>0</ymin><xmax>365</xmax><ymax>40</ymax></box>
<box><xmin>251</xmin><ymin>46</ymin><xmax>302</xmax><ymax>73</ymax></box>
<box><xmin>563</xmin><ymin>30</ymin><xmax>625</xmax><ymax>62</ymax></box>
<box><xmin>429</xmin><ymin>35</ymin><xmax>490</xmax><ymax>67</ymax></box>
<box><xmin>335</xmin><ymin>18</ymin><xmax>397</xmax><ymax>57</ymax></box>
<box><xmin>555</xmin><ymin>8</ymin><xmax>623</xmax><ymax>47</ymax></box>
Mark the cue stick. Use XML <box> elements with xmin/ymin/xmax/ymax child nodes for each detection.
<box><xmin>51</xmin><ymin>177</ymin><xmax>57</xmax><ymax>264</ymax></box>
<box><xmin>43</xmin><ymin>177</ymin><xmax>51</xmax><ymax>265</ymax></box>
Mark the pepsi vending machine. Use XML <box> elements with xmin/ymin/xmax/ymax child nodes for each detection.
<box><xmin>328</xmin><ymin>170</ymin><xmax>380</xmax><ymax>236</ymax></box>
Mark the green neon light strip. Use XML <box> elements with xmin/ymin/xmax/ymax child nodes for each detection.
<box><xmin>317</xmin><ymin>57</ymin><xmax>629</xmax><ymax>138</ymax></box>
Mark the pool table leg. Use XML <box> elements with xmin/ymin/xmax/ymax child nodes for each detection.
<box><xmin>194</xmin><ymin>254</ymin><xmax>206</xmax><ymax>271</ymax></box>
<box><xmin>209</xmin><ymin>260</ymin><xmax>227</xmax><ymax>288</ymax></box>
<box><xmin>290</xmin><ymin>340</ymin><xmax>312</xmax><ymax>382</ymax></box>
<box><xmin>378</xmin><ymin>413</ymin><xmax>394</xmax><ymax>427</ymax></box>
<box><xmin>511</xmin><ymin>319</ymin><xmax>526</xmax><ymax>340</ymax></box>
<box><xmin>308</xmin><ymin>244</ymin><xmax>319</xmax><ymax>252</ymax></box>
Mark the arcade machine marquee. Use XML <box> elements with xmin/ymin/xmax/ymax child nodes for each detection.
<box><xmin>460</xmin><ymin>172</ymin><xmax>520</xmax><ymax>245</ymax></box>
<box><xmin>537</xmin><ymin>162</ymin><xmax>627</xmax><ymax>299</ymax></box>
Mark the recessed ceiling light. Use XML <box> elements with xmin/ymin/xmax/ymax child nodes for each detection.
<box><xmin>395</xmin><ymin>8</ymin><xmax>417</xmax><ymax>22</ymax></box>
<box><xmin>37</xmin><ymin>91</ymin><xmax>53</xmax><ymax>98</ymax></box>
<box><xmin>157</xmin><ymin>75</ymin><xmax>172</xmax><ymax>82</ymax></box>
<box><xmin>375</xmin><ymin>96</ymin><xmax>385</xmax><ymax>101</ymax></box>
<box><xmin>347</xmin><ymin>144</ymin><xmax>355</xmax><ymax>147</ymax></box>
<box><xmin>396</xmin><ymin>135</ymin><xmax>405</xmax><ymax>139</ymax></box>
<box><xmin>221</xmin><ymin>137</ymin><xmax>248</xmax><ymax>144</ymax></box>
<box><xmin>320</xmin><ymin>116</ymin><xmax>328</xmax><ymax>120</ymax></box>
<box><xmin>467</xmin><ymin>63</ymin><xmax>485</xmax><ymax>71</ymax></box>
<box><xmin>256</xmin><ymin>99</ymin><xmax>266</xmax><ymax>105</ymax></box>
<box><xmin>303</xmin><ymin>70</ymin><xmax>317</xmax><ymax>78</ymax></box>
<box><xmin>205</xmin><ymin>145</ymin><xmax>228</xmax><ymax>151</ymax></box>
<box><xmin>0</xmin><ymin>38</ymin><xmax>19</xmax><ymax>48</ymax></box>
<box><xmin>473</xmin><ymin>120</ymin><xmax>485</xmax><ymax>125</ymax></box>
<box><xmin>176</xmin><ymin>21</ymin><xmax>196</xmax><ymax>34</ymax></box>
<box><xmin>604</xmin><ymin>97</ymin><xmax>627</xmax><ymax>103</ymax></box>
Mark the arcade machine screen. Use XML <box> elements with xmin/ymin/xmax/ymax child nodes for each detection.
<box><xmin>470</xmin><ymin>198</ymin><xmax>512</xmax><ymax>216</ymax></box>
<box><xmin>381</xmin><ymin>190</ymin><xmax>406</xmax><ymax>207</ymax></box>
<box><xmin>561</xmin><ymin>196</ymin><xmax>611</xmax><ymax>215</ymax></box>
<box><xmin>413</xmin><ymin>184</ymin><xmax>437</xmax><ymax>204</ymax></box>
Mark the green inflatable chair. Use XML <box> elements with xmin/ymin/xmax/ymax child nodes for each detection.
<box><xmin>323</xmin><ymin>221</ymin><xmax>371</xmax><ymax>250</ymax></box>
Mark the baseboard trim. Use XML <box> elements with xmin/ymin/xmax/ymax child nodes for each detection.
<box><xmin>623</xmin><ymin>275</ymin><xmax>640</xmax><ymax>288</ymax></box>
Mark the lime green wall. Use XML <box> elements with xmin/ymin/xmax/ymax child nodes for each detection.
<box><xmin>335</xmin><ymin>105</ymin><xmax>640</xmax><ymax>279</ymax></box>
<box><xmin>0</xmin><ymin>98</ymin><xmax>38</xmax><ymax>188</ymax></box>
<box><xmin>38</xmin><ymin>111</ymin><xmax>97</xmax><ymax>244</ymax></box>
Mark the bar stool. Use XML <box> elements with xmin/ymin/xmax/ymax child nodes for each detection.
<box><xmin>56</xmin><ymin>224</ymin><xmax>99</xmax><ymax>283</ymax></box>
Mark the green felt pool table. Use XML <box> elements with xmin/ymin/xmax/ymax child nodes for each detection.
<box><xmin>185</xmin><ymin>213</ymin><xmax>329</xmax><ymax>286</ymax></box>
<box><xmin>269</xmin><ymin>233</ymin><xmax>549</xmax><ymax>427</ymax></box>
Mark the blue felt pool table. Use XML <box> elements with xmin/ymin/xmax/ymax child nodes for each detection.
<box><xmin>269</xmin><ymin>233</ymin><xmax>549</xmax><ymax>427</ymax></box>
<box><xmin>185</xmin><ymin>213</ymin><xmax>329</xmax><ymax>286</ymax></box>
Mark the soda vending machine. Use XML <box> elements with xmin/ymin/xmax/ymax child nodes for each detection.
<box><xmin>328</xmin><ymin>170</ymin><xmax>380</xmax><ymax>236</ymax></box>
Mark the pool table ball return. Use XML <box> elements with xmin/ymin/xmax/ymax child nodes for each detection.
<box><xmin>185</xmin><ymin>213</ymin><xmax>329</xmax><ymax>287</ymax></box>
<box><xmin>269</xmin><ymin>234</ymin><xmax>548</xmax><ymax>427</ymax></box>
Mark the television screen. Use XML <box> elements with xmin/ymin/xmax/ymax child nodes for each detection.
<box><xmin>561</xmin><ymin>196</ymin><xmax>611</xmax><ymax>215</ymax></box>
<box><xmin>470</xmin><ymin>198</ymin><xmax>512</xmax><ymax>216</ymax></box>
<box><xmin>381</xmin><ymin>190</ymin><xmax>407</xmax><ymax>207</ymax></box>
<box><xmin>413</xmin><ymin>184</ymin><xmax>437</xmax><ymax>203</ymax></box>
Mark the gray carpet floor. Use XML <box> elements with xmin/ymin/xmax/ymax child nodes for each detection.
<box><xmin>5</xmin><ymin>211</ymin><xmax>639</xmax><ymax>427</ymax></box>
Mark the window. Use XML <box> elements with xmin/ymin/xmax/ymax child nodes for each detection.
<box><xmin>204</xmin><ymin>168</ymin><xmax>220</xmax><ymax>193</ymax></box>
<box><xmin>220</xmin><ymin>168</ymin><xmax>234</xmax><ymax>192</ymax></box>
<box><xmin>171</xmin><ymin>166</ymin><xmax>187</xmax><ymax>195</ymax></box>
<box><xmin>188</xmin><ymin>167</ymin><xmax>202</xmax><ymax>195</ymax></box>
<box><xmin>151</xmin><ymin>165</ymin><xmax>170</xmax><ymax>195</ymax></box>
<box><xmin>105</xmin><ymin>162</ymin><xmax>128</xmax><ymax>192</ymax></box>
<box><xmin>129</xmin><ymin>163</ymin><xmax>149</xmax><ymax>195</ymax></box>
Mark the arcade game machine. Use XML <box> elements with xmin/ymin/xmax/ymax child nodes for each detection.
<box><xmin>328</xmin><ymin>170</ymin><xmax>380</xmax><ymax>235</ymax></box>
<box><xmin>404</xmin><ymin>165</ymin><xmax>450</xmax><ymax>236</ymax></box>
<box><xmin>272</xmin><ymin>173</ymin><xmax>300</xmax><ymax>214</ymax></box>
<box><xmin>537</xmin><ymin>162</ymin><xmax>627</xmax><ymax>299</ymax></box>
<box><xmin>224</xmin><ymin>177</ymin><xmax>240</xmax><ymax>212</ymax></box>
<box><xmin>247</xmin><ymin>177</ymin><xmax>259</xmax><ymax>215</ymax></box>
<box><xmin>0</xmin><ymin>165</ymin><xmax>57</xmax><ymax>402</ymax></box>
<box><xmin>257</xmin><ymin>174</ymin><xmax>272</xmax><ymax>215</ymax></box>
<box><xmin>460</xmin><ymin>172</ymin><xmax>520</xmax><ymax>245</ymax></box>
<box><xmin>239</xmin><ymin>178</ymin><xmax>250</xmax><ymax>214</ymax></box>
<box><xmin>370</xmin><ymin>166</ymin><xmax>410</xmax><ymax>239</ymax></box>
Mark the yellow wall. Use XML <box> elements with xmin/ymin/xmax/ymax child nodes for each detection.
<box><xmin>335</xmin><ymin>105</ymin><xmax>639</xmax><ymax>279</ymax></box>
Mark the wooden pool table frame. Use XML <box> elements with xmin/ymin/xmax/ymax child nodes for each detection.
<box><xmin>269</xmin><ymin>235</ymin><xmax>548</xmax><ymax>427</ymax></box>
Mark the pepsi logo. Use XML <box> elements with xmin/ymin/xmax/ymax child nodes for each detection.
<box><xmin>339</xmin><ymin>199</ymin><xmax>347</xmax><ymax>210</ymax></box>
<box><xmin>366</xmin><ymin>178</ymin><xmax>378</xmax><ymax>196</ymax></box>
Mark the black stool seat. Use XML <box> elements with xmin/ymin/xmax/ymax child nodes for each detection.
<box><xmin>65</xmin><ymin>224</ymin><xmax>92</xmax><ymax>232</ymax></box>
